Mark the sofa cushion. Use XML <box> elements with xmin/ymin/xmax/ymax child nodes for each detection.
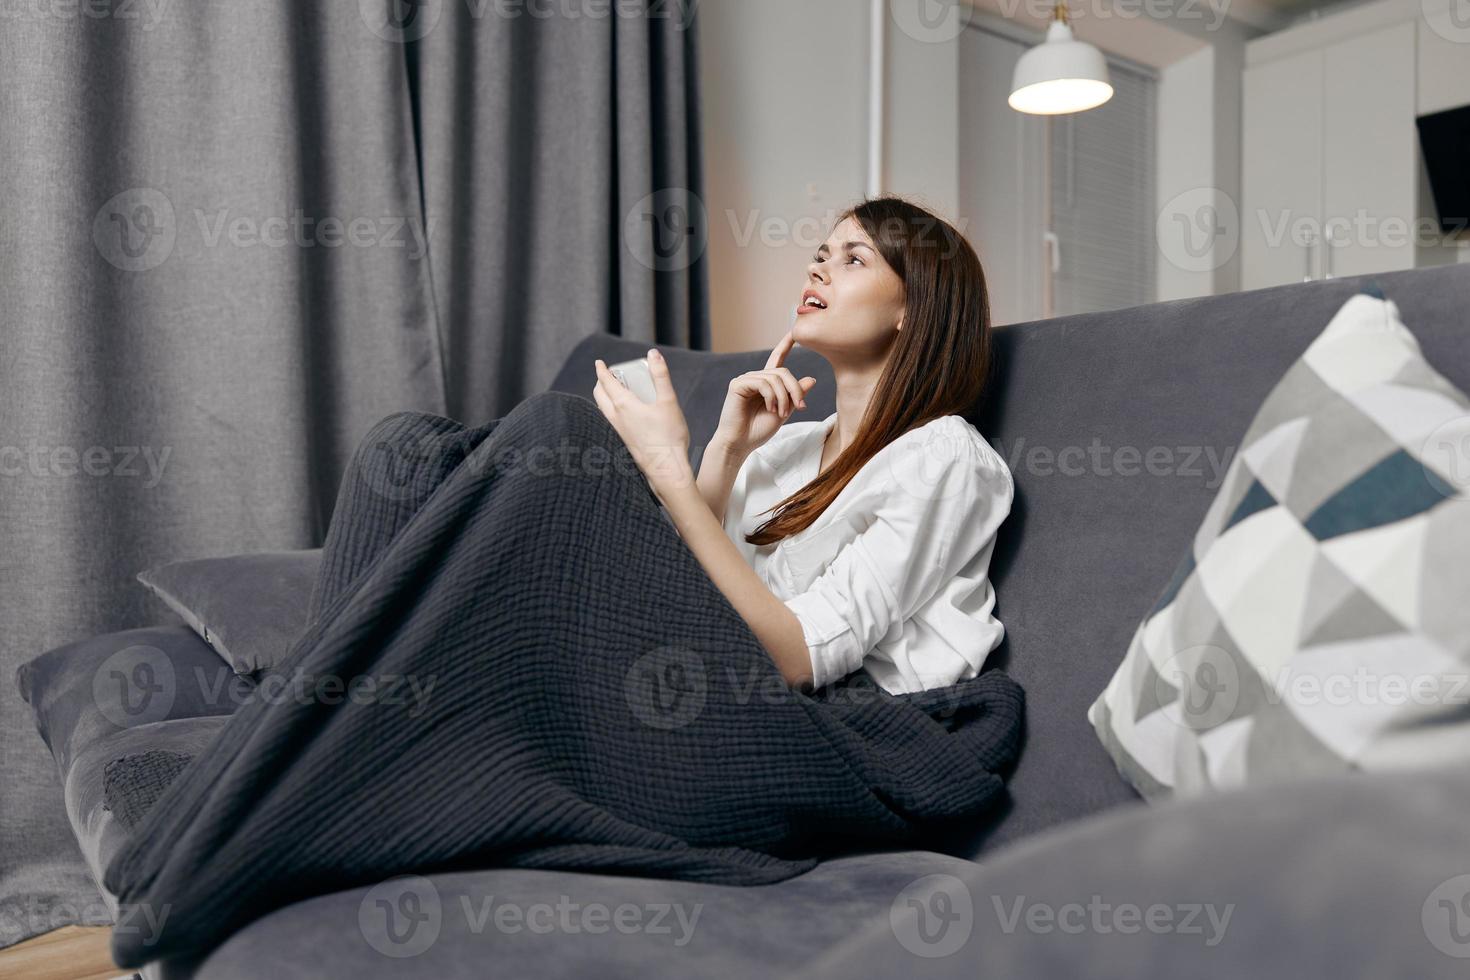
<box><xmin>137</xmin><ymin>550</ymin><xmax>321</xmax><ymax>673</ymax></box>
<box><xmin>1090</xmin><ymin>288</ymin><xmax>1470</xmax><ymax>797</ymax></box>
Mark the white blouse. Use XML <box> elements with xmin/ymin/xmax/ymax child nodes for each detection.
<box><xmin>721</xmin><ymin>411</ymin><xmax>1014</xmax><ymax>695</ymax></box>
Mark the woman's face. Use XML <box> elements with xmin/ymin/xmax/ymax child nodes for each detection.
<box><xmin>794</xmin><ymin>216</ymin><xmax>906</xmax><ymax>362</ymax></box>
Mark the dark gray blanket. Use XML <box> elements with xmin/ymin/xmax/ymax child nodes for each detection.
<box><xmin>101</xmin><ymin>391</ymin><xmax>1024</xmax><ymax>969</ymax></box>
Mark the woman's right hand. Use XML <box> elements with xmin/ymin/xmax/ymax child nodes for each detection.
<box><xmin>711</xmin><ymin>330</ymin><xmax>818</xmax><ymax>460</ymax></box>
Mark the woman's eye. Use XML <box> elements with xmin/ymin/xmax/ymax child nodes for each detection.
<box><xmin>848</xmin><ymin>255</ymin><xmax>864</xmax><ymax>265</ymax></box>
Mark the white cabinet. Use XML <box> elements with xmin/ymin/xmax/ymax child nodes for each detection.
<box><xmin>1241</xmin><ymin>20</ymin><xmax>1417</xmax><ymax>289</ymax></box>
<box><xmin>1322</xmin><ymin>22</ymin><xmax>1417</xmax><ymax>279</ymax></box>
<box><xmin>1241</xmin><ymin>48</ymin><xmax>1323</xmax><ymax>289</ymax></box>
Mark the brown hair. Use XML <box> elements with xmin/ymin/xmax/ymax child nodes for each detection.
<box><xmin>746</xmin><ymin>195</ymin><xmax>993</xmax><ymax>547</ymax></box>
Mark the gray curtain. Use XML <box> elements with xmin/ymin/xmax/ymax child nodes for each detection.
<box><xmin>409</xmin><ymin>0</ymin><xmax>710</xmax><ymax>420</ymax></box>
<box><xmin>0</xmin><ymin>0</ymin><xmax>706</xmax><ymax>947</ymax></box>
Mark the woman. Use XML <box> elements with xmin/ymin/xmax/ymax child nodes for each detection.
<box><xmin>592</xmin><ymin>195</ymin><xmax>1013</xmax><ymax>695</ymax></box>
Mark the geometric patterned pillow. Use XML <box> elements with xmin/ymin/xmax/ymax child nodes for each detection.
<box><xmin>1089</xmin><ymin>286</ymin><xmax>1470</xmax><ymax>800</ymax></box>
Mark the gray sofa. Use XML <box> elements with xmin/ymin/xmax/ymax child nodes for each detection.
<box><xmin>19</xmin><ymin>263</ymin><xmax>1470</xmax><ymax>977</ymax></box>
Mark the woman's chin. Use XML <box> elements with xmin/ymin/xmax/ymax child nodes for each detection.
<box><xmin>791</xmin><ymin>318</ymin><xmax>827</xmax><ymax>349</ymax></box>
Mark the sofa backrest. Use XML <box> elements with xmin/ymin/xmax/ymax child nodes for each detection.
<box><xmin>548</xmin><ymin>264</ymin><xmax>1470</xmax><ymax>857</ymax></box>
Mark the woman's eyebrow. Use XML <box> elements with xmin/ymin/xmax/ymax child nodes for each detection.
<box><xmin>816</xmin><ymin>241</ymin><xmax>874</xmax><ymax>256</ymax></box>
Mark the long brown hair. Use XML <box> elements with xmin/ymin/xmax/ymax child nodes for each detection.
<box><xmin>746</xmin><ymin>195</ymin><xmax>993</xmax><ymax>547</ymax></box>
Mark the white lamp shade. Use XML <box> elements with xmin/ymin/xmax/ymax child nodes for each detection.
<box><xmin>1009</xmin><ymin>21</ymin><xmax>1113</xmax><ymax>115</ymax></box>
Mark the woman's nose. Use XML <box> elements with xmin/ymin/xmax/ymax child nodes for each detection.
<box><xmin>807</xmin><ymin>261</ymin><xmax>828</xmax><ymax>284</ymax></box>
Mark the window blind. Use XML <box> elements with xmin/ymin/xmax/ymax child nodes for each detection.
<box><xmin>1049</xmin><ymin>57</ymin><xmax>1158</xmax><ymax>317</ymax></box>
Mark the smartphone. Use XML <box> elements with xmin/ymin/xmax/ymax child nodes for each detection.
<box><xmin>608</xmin><ymin>356</ymin><xmax>659</xmax><ymax>404</ymax></box>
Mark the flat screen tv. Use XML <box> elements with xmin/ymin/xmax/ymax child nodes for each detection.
<box><xmin>1417</xmin><ymin>103</ymin><xmax>1470</xmax><ymax>236</ymax></box>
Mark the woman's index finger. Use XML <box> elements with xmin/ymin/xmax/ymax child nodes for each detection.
<box><xmin>764</xmin><ymin>329</ymin><xmax>795</xmax><ymax>370</ymax></box>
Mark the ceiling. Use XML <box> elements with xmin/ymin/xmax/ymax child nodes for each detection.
<box><xmin>1227</xmin><ymin>0</ymin><xmax>1383</xmax><ymax>30</ymax></box>
<box><xmin>965</xmin><ymin>0</ymin><xmax>1382</xmax><ymax>69</ymax></box>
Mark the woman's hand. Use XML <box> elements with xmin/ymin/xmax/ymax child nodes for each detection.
<box><xmin>712</xmin><ymin>330</ymin><xmax>818</xmax><ymax>459</ymax></box>
<box><xmin>591</xmin><ymin>349</ymin><xmax>692</xmax><ymax>499</ymax></box>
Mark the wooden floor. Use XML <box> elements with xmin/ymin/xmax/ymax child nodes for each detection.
<box><xmin>0</xmin><ymin>926</ymin><xmax>131</xmax><ymax>980</ymax></box>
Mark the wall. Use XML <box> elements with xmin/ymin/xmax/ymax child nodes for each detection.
<box><xmin>883</xmin><ymin>18</ymin><xmax>961</xmax><ymax>224</ymax></box>
<box><xmin>697</xmin><ymin>0</ymin><xmax>869</xmax><ymax>353</ymax></box>
<box><xmin>1155</xmin><ymin>45</ymin><xmax>1217</xmax><ymax>301</ymax></box>
<box><xmin>1419</xmin><ymin>0</ymin><xmax>1470</xmax><ymax>115</ymax></box>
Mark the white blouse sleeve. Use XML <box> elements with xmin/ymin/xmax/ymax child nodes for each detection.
<box><xmin>781</xmin><ymin>442</ymin><xmax>1013</xmax><ymax>691</ymax></box>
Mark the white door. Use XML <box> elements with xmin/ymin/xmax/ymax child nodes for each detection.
<box><xmin>1322</xmin><ymin>21</ymin><xmax>1417</xmax><ymax>279</ymax></box>
<box><xmin>1241</xmin><ymin>48</ymin><xmax>1324</xmax><ymax>289</ymax></box>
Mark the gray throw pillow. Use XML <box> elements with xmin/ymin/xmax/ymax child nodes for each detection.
<box><xmin>1089</xmin><ymin>288</ymin><xmax>1470</xmax><ymax>799</ymax></box>
<box><xmin>137</xmin><ymin>550</ymin><xmax>321</xmax><ymax>674</ymax></box>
